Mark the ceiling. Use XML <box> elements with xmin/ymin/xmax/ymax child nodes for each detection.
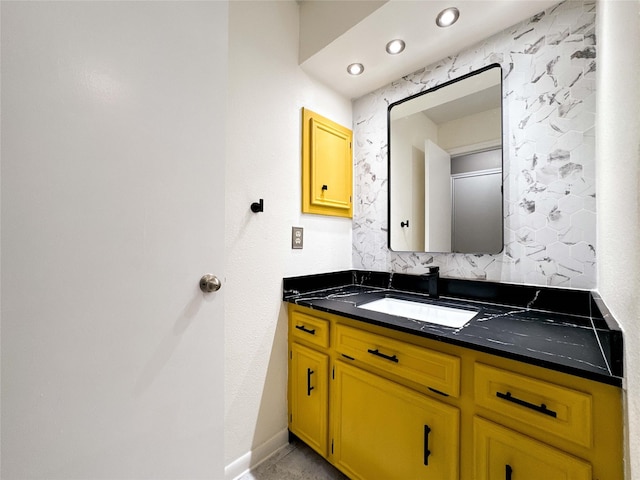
<box><xmin>424</xmin><ymin>84</ymin><xmax>502</xmax><ymax>124</ymax></box>
<box><xmin>299</xmin><ymin>0</ymin><xmax>561</xmax><ymax>100</ymax></box>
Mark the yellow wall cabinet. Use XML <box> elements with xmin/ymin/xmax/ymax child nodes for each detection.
<box><xmin>301</xmin><ymin>108</ymin><xmax>353</xmax><ymax>218</ymax></box>
<box><xmin>287</xmin><ymin>303</ymin><xmax>624</xmax><ymax>480</ymax></box>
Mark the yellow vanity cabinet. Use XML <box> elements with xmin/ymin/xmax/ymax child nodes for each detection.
<box><xmin>332</xmin><ymin>360</ymin><xmax>459</xmax><ymax>480</ymax></box>
<box><xmin>286</xmin><ymin>303</ymin><xmax>624</xmax><ymax>480</ymax></box>
<box><xmin>301</xmin><ymin>108</ymin><xmax>353</xmax><ymax>218</ymax></box>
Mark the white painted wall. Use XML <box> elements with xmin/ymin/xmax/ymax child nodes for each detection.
<box><xmin>437</xmin><ymin>108</ymin><xmax>501</xmax><ymax>152</ymax></box>
<box><xmin>595</xmin><ymin>1</ymin><xmax>640</xmax><ymax>478</ymax></box>
<box><xmin>224</xmin><ymin>2</ymin><xmax>352</xmax><ymax>478</ymax></box>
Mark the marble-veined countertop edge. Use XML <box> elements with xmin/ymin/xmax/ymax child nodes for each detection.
<box><xmin>283</xmin><ymin>273</ymin><xmax>624</xmax><ymax>387</ymax></box>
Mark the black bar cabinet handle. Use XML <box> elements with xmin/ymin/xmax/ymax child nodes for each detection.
<box><xmin>367</xmin><ymin>348</ymin><xmax>399</xmax><ymax>363</ymax></box>
<box><xmin>295</xmin><ymin>324</ymin><xmax>316</xmax><ymax>335</ymax></box>
<box><xmin>423</xmin><ymin>425</ymin><xmax>431</xmax><ymax>466</ymax></box>
<box><xmin>496</xmin><ymin>391</ymin><xmax>557</xmax><ymax>418</ymax></box>
<box><xmin>505</xmin><ymin>464</ymin><xmax>513</xmax><ymax>480</ymax></box>
<box><xmin>307</xmin><ymin>368</ymin><xmax>314</xmax><ymax>396</ymax></box>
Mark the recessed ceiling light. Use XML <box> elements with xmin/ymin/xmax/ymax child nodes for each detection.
<box><xmin>347</xmin><ymin>63</ymin><xmax>364</xmax><ymax>76</ymax></box>
<box><xmin>385</xmin><ymin>39</ymin><xmax>406</xmax><ymax>55</ymax></box>
<box><xmin>436</xmin><ymin>7</ymin><xmax>460</xmax><ymax>28</ymax></box>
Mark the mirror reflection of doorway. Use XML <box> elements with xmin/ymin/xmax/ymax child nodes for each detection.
<box><xmin>450</xmin><ymin>148</ymin><xmax>502</xmax><ymax>253</ymax></box>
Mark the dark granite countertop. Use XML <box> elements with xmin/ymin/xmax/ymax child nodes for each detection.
<box><xmin>283</xmin><ymin>270</ymin><xmax>623</xmax><ymax>387</ymax></box>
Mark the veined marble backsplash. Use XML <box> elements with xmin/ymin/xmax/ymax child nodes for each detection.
<box><xmin>352</xmin><ymin>0</ymin><xmax>596</xmax><ymax>289</ymax></box>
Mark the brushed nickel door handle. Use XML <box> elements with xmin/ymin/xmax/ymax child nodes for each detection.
<box><xmin>199</xmin><ymin>274</ymin><xmax>221</xmax><ymax>293</ymax></box>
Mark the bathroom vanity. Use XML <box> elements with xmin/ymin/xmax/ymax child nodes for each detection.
<box><xmin>283</xmin><ymin>270</ymin><xmax>624</xmax><ymax>480</ymax></box>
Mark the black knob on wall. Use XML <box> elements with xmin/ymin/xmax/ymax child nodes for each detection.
<box><xmin>250</xmin><ymin>199</ymin><xmax>264</xmax><ymax>213</ymax></box>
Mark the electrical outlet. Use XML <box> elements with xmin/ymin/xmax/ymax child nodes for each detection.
<box><xmin>292</xmin><ymin>227</ymin><xmax>303</xmax><ymax>249</ymax></box>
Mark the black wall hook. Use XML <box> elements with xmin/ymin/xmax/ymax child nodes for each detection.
<box><xmin>401</xmin><ymin>220</ymin><xmax>410</xmax><ymax>228</ymax></box>
<box><xmin>250</xmin><ymin>199</ymin><xmax>264</xmax><ymax>213</ymax></box>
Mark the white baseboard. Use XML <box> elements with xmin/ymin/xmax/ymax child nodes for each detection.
<box><xmin>225</xmin><ymin>428</ymin><xmax>290</xmax><ymax>480</ymax></box>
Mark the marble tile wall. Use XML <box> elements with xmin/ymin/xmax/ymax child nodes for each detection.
<box><xmin>352</xmin><ymin>0</ymin><xmax>597</xmax><ymax>289</ymax></box>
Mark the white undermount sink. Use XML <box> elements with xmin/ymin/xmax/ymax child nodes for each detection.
<box><xmin>357</xmin><ymin>297</ymin><xmax>477</xmax><ymax>328</ymax></box>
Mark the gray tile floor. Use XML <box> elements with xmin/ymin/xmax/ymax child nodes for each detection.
<box><xmin>238</xmin><ymin>439</ymin><xmax>349</xmax><ymax>480</ymax></box>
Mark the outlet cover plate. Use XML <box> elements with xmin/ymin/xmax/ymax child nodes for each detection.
<box><xmin>292</xmin><ymin>227</ymin><xmax>303</xmax><ymax>249</ymax></box>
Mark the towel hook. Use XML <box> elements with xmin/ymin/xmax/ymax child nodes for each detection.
<box><xmin>250</xmin><ymin>199</ymin><xmax>264</xmax><ymax>213</ymax></box>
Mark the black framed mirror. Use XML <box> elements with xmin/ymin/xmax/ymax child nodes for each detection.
<box><xmin>388</xmin><ymin>64</ymin><xmax>503</xmax><ymax>254</ymax></box>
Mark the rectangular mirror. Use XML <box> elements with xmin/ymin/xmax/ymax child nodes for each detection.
<box><xmin>388</xmin><ymin>64</ymin><xmax>503</xmax><ymax>254</ymax></box>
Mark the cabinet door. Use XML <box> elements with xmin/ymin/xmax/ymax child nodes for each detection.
<box><xmin>289</xmin><ymin>343</ymin><xmax>329</xmax><ymax>456</ymax></box>
<box><xmin>332</xmin><ymin>361</ymin><xmax>459</xmax><ymax>480</ymax></box>
<box><xmin>473</xmin><ymin>417</ymin><xmax>592</xmax><ymax>480</ymax></box>
<box><xmin>301</xmin><ymin>108</ymin><xmax>352</xmax><ymax>218</ymax></box>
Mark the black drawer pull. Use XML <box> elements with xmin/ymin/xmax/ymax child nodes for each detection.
<box><xmin>295</xmin><ymin>325</ymin><xmax>316</xmax><ymax>335</ymax></box>
<box><xmin>307</xmin><ymin>368</ymin><xmax>314</xmax><ymax>396</ymax></box>
<box><xmin>423</xmin><ymin>425</ymin><xmax>431</xmax><ymax>466</ymax></box>
<box><xmin>496</xmin><ymin>391</ymin><xmax>557</xmax><ymax>418</ymax></box>
<box><xmin>428</xmin><ymin>387</ymin><xmax>449</xmax><ymax>397</ymax></box>
<box><xmin>367</xmin><ymin>348</ymin><xmax>399</xmax><ymax>363</ymax></box>
<box><xmin>505</xmin><ymin>464</ymin><xmax>513</xmax><ymax>480</ymax></box>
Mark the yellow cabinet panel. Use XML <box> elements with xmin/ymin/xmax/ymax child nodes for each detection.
<box><xmin>335</xmin><ymin>323</ymin><xmax>460</xmax><ymax>397</ymax></box>
<box><xmin>289</xmin><ymin>343</ymin><xmax>329</xmax><ymax>456</ymax></box>
<box><xmin>332</xmin><ymin>361</ymin><xmax>459</xmax><ymax>480</ymax></box>
<box><xmin>290</xmin><ymin>310</ymin><xmax>330</xmax><ymax>349</ymax></box>
<box><xmin>473</xmin><ymin>417</ymin><xmax>592</xmax><ymax>480</ymax></box>
<box><xmin>474</xmin><ymin>363</ymin><xmax>592</xmax><ymax>448</ymax></box>
<box><xmin>302</xmin><ymin>108</ymin><xmax>352</xmax><ymax>218</ymax></box>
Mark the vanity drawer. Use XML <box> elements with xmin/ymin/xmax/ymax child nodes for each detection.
<box><xmin>335</xmin><ymin>324</ymin><xmax>460</xmax><ymax>397</ymax></box>
<box><xmin>290</xmin><ymin>310</ymin><xmax>330</xmax><ymax>349</ymax></box>
<box><xmin>474</xmin><ymin>363</ymin><xmax>593</xmax><ymax>448</ymax></box>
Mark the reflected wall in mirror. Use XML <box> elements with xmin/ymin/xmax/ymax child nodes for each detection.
<box><xmin>388</xmin><ymin>64</ymin><xmax>503</xmax><ymax>254</ymax></box>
